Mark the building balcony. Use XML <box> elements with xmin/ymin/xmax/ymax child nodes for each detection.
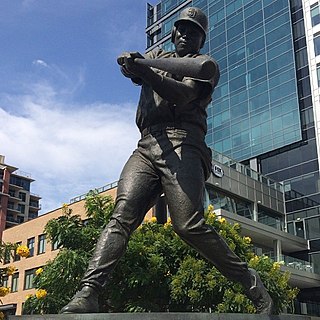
<box><xmin>264</xmin><ymin>253</ymin><xmax>320</xmax><ymax>289</ymax></box>
<box><xmin>6</xmin><ymin>205</ymin><xmax>20</xmax><ymax>215</ymax></box>
<box><xmin>216</xmin><ymin>208</ymin><xmax>320</xmax><ymax>288</ymax></box>
<box><xmin>30</xmin><ymin>192</ymin><xmax>41</xmax><ymax>200</ymax></box>
<box><xmin>8</xmin><ymin>194</ymin><xmax>20</xmax><ymax>202</ymax></box>
<box><xmin>29</xmin><ymin>203</ymin><xmax>41</xmax><ymax>211</ymax></box>
<box><xmin>282</xmin><ymin>264</ymin><xmax>320</xmax><ymax>289</ymax></box>
<box><xmin>28</xmin><ymin>212</ymin><xmax>38</xmax><ymax>220</ymax></box>
<box><xmin>216</xmin><ymin>208</ymin><xmax>308</xmax><ymax>253</ymax></box>
<box><xmin>5</xmin><ymin>215</ymin><xmax>19</xmax><ymax>225</ymax></box>
<box><xmin>8</xmin><ymin>183</ymin><xmax>22</xmax><ymax>191</ymax></box>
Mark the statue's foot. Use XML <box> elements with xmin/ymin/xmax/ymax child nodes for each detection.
<box><xmin>60</xmin><ymin>286</ymin><xmax>99</xmax><ymax>314</ymax></box>
<box><xmin>246</xmin><ymin>268</ymin><xmax>274</xmax><ymax>314</ymax></box>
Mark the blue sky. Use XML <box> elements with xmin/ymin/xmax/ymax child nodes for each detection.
<box><xmin>0</xmin><ymin>0</ymin><xmax>158</xmax><ymax>213</ymax></box>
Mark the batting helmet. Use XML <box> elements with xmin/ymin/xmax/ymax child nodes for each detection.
<box><xmin>171</xmin><ymin>7</ymin><xmax>208</xmax><ymax>47</ymax></box>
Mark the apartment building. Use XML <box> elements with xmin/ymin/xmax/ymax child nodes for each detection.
<box><xmin>0</xmin><ymin>155</ymin><xmax>41</xmax><ymax>238</ymax></box>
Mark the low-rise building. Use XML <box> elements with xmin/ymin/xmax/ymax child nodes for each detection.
<box><xmin>1</xmin><ymin>152</ymin><xmax>320</xmax><ymax>316</ymax></box>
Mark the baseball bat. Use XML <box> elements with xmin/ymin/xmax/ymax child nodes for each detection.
<box><xmin>134</xmin><ymin>57</ymin><xmax>216</xmax><ymax>81</ymax></box>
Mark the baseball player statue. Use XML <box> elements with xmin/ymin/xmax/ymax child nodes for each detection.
<box><xmin>61</xmin><ymin>7</ymin><xmax>274</xmax><ymax>315</ymax></box>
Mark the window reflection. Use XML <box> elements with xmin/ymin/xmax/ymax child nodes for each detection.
<box><xmin>207</xmin><ymin>186</ymin><xmax>253</xmax><ymax>220</ymax></box>
<box><xmin>258</xmin><ymin>208</ymin><xmax>285</xmax><ymax>231</ymax></box>
<box><xmin>311</xmin><ymin>3</ymin><xmax>320</xmax><ymax>27</ymax></box>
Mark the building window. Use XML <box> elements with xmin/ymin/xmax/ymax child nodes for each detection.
<box><xmin>313</xmin><ymin>33</ymin><xmax>320</xmax><ymax>56</ymax></box>
<box><xmin>18</xmin><ymin>204</ymin><xmax>25</xmax><ymax>214</ymax></box>
<box><xmin>52</xmin><ymin>241</ymin><xmax>59</xmax><ymax>251</ymax></box>
<box><xmin>11</xmin><ymin>273</ymin><xmax>19</xmax><ymax>292</ymax></box>
<box><xmin>2</xmin><ymin>276</ymin><xmax>8</xmax><ymax>288</ymax></box>
<box><xmin>19</xmin><ymin>192</ymin><xmax>26</xmax><ymax>202</ymax></box>
<box><xmin>317</xmin><ymin>64</ymin><xmax>320</xmax><ymax>87</ymax></box>
<box><xmin>24</xmin><ymin>269</ymin><xmax>35</xmax><ymax>290</ymax></box>
<box><xmin>38</xmin><ymin>234</ymin><xmax>46</xmax><ymax>255</ymax></box>
<box><xmin>14</xmin><ymin>242</ymin><xmax>21</xmax><ymax>262</ymax></box>
<box><xmin>258</xmin><ymin>208</ymin><xmax>285</xmax><ymax>231</ymax></box>
<box><xmin>4</xmin><ymin>249</ymin><xmax>10</xmax><ymax>264</ymax></box>
<box><xmin>206</xmin><ymin>186</ymin><xmax>254</xmax><ymax>219</ymax></box>
<box><xmin>27</xmin><ymin>237</ymin><xmax>35</xmax><ymax>257</ymax></box>
<box><xmin>311</xmin><ymin>3</ymin><xmax>320</xmax><ymax>27</ymax></box>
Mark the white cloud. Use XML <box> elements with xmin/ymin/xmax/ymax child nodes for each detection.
<box><xmin>32</xmin><ymin>59</ymin><xmax>48</xmax><ymax>68</ymax></box>
<box><xmin>0</xmin><ymin>82</ymin><xmax>139</xmax><ymax>213</ymax></box>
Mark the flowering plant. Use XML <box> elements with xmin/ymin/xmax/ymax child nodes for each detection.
<box><xmin>35</xmin><ymin>289</ymin><xmax>47</xmax><ymax>299</ymax></box>
<box><xmin>5</xmin><ymin>265</ymin><xmax>16</xmax><ymax>276</ymax></box>
<box><xmin>16</xmin><ymin>245</ymin><xmax>30</xmax><ymax>258</ymax></box>
<box><xmin>35</xmin><ymin>268</ymin><xmax>43</xmax><ymax>276</ymax></box>
<box><xmin>0</xmin><ymin>287</ymin><xmax>10</xmax><ymax>297</ymax></box>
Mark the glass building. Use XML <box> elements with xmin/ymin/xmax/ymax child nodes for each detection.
<box><xmin>146</xmin><ymin>0</ymin><xmax>320</xmax><ymax>315</ymax></box>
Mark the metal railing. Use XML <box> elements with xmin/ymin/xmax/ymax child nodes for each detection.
<box><xmin>70</xmin><ymin>181</ymin><xmax>118</xmax><ymax>204</ymax></box>
<box><xmin>211</xmin><ymin>149</ymin><xmax>284</xmax><ymax>192</ymax></box>
<box><xmin>265</xmin><ymin>252</ymin><xmax>316</xmax><ymax>274</ymax></box>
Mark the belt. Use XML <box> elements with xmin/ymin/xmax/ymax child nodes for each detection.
<box><xmin>141</xmin><ymin>122</ymin><xmax>204</xmax><ymax>138</ymax></box>
<box><xmin>141</xmin><ymin>122</ymin><xmax>183</xmax><ymax>137</ymax></box>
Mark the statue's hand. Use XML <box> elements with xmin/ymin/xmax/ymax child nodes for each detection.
<box><xmin>117</xmin><ymin>52</ymin><xmax>131</xmax><ymax>66</ymax></box>
<box><xmin>117</xmin><ymin>52</ymin><xmax>149</xmax><ymax>79</ymax></box>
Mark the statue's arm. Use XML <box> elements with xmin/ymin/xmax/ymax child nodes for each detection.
<box><xmin>117</xmin><ymin>52</ymin><xmax>214</xmax><ymax>105</ymax></box>
<box><xmin>142</xmin><ymin>72</ymin><xmax>205</xmax><ymax>105</ymax></box>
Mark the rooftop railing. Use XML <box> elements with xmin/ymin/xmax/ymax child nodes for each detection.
<box><xmin>266</xmin><ymin>252</ymin><xmax>316</xmax><ymax>274</ymax></box>
<box><xmin>211</xmin><ymin>149</ymin><xmax>284</xmax><ymax>193</ymax></box>
<box><xmin>70</xmin><ymin>181</ymin><xmax>118</xmax><ymax>204</ymax></box>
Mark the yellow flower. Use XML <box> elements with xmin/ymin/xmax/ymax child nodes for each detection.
<box><xmin>249</xmin><ymin>255</ymin><xmax>260</xmax><ymax>267</ymax></box>
<box><xmin>16</xmin><ymin>245</ymin><xmax>30</xmax><ymax>258</ymax></box>
<box><xmin>219</xmin><ymin>217</ymin><xmax>226</xmax><ymax>223</ymax></box>
<box><xmin>6</xmin><ymin>265</ymin><xmax>16</xmax><ymax>276</ymax></box>
<box><xmin>272</xmin><ymin>261</ymin><xmax>283</xmax><ymax>271</ymax></box>
<box><xmin>36</xmin><ymin>267</ymin><xmax>43</xmax><ymax>276</ymax></box>
<box><xmin>164</xmin><ymin>217</ymin><xmax>172</xmax><ymax>229</ymax></box>
<box><xmin>0</xmin><ymin>287</ymin><xmax>10</xmax><ymax>297</ymax></box>
<box><xmin>243</xmin><ymin>236</ymin><xmax>251</xmax><ymax>244</ymax></box>
<box><xmin>150</xmin><ymin>216</ymin><xmax>157</xmax><ymax>223</ymax></box>
<box><xmin>208</xmin><ymin>212</ymin><xmax>216</xmax><ymax>220</ymax></box>
<box><xmin>208</xmin><ymin>204</ymin><xmax>214</xmax><ymax>212</ymax></box>
<box><xmin>35</xmin><ymin>289</ymin><xmax>47</xmax><ymax>299</ymax></box>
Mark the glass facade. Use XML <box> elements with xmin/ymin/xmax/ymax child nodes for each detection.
<box><xmin>207</xmin><ymin>186</ymin><xmax>254</xmax><ymax>219</ymax></box>
<box><xmin>259</xmin><ymin>0</ymin><xmax>318</xmax><ymax>238</ymax></box>
<box><xmin>146</xmin><ymin>0</ymin><xmax>320</xmax><ymax>313</ymax></box>
<box><xmin>199</xmin><ymin>0</ymin><xmax>302</xmax><ymax>160</ymax></box>
<box><xmin>147</xmin><ymin>0</ymin><xmax>302</xmax><ymax>161</ymax></box>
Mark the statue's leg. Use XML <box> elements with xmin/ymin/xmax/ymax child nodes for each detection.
<box><xmin>159</xmin><ymin>142</ymin><xmax>274</xmax><ymax>314</ymax></box>
<box><xmin>60</xmin><ymin>149</ymin><xmax>161</xmax><ymax>313</ymax></box>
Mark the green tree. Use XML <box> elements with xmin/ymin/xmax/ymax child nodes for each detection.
<box><xmin>23</xmin><ymin>196</ymin><xmax>298</xmax><ymax>315</ymax></box>
<box><xmin>0</xmin><ymin>241</ymin><xmax>29</xmax><ymax>319</ymax></box>
<box><xmin>23</xmin><ymin>190</ymin><xmax>114</xmax><ymax>314</ymax></box>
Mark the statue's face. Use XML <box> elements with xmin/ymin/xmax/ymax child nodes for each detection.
<box><xmin>173</xmin><ymin>21</ymin><xmax>204</xmax><ymax>57</ymax></box>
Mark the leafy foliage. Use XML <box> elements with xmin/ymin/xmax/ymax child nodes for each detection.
<box><xmin>23</xmin><ymin>196</ymin><xmax>298</xmax><ymax>315</ymax></box>
<box><xmin>0</xmin><ymin>241</ymin><xmax>29</xmax><ymax>320</ymax></box>
<box><xmin>23</xmin><ymin>190</ymin><xmax>114</xmax><ymax>314</ymax></box>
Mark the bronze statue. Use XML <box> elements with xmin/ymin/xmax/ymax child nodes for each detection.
<box><xmin>60</xmin><ymin>7</ymin><xmax>274</xmax><ymax>314</ymax></box>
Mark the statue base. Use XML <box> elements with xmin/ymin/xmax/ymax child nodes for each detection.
<box><xmin>8</xmin><ymin>313</ymin><xmax>320</xmax><ymax>320</ymax></box>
